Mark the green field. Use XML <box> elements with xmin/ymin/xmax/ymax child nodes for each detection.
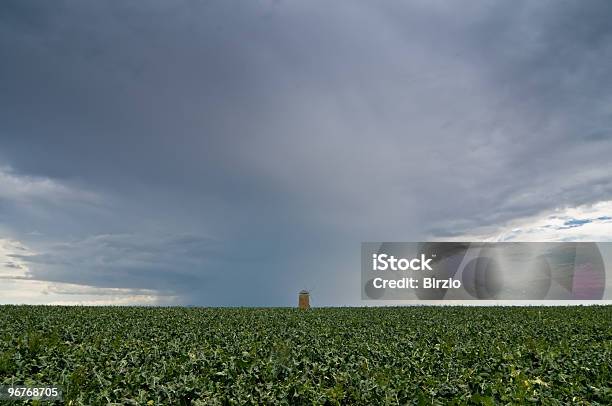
<box><xmin>0</xmin><ymin>306</ymin><xmax>610</xmax><ymax>405</ymax></box>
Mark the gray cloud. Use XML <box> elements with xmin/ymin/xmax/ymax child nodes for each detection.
<box><xmin>1</xmin><ymin>0</ymin><xmax>611</xmax><ymax>305</ymax></box>
<box><xmin>11</xmin><ymin>234</ymin><xmax>214</xmax><ymax>296</ymax></box>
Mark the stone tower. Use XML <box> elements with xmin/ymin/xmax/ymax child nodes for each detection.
<box><xmin>298</xmin><ymin>290</ymin><xmax>310</xmax><ymax>309</ymax></box>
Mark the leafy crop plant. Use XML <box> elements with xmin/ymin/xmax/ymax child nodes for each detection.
<box><xmin>0</xmin><ymin>306</ymin><xmax>610</xmax><ymax>405</ymax></box>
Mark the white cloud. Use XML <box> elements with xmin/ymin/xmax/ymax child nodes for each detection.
<box><xmin>444</xmin><ymin>200</ymin><xmax>612</xmax><ymax>242</ymax></box>
<box><xmin>0</xmin><ymin>279</ymin><xmax>174</xmax><ymax>305</ymax></box>
<box><xmin>0</xmin><ymin>238</ymin><xmax>31</xmax><ymax>278</ymax></box>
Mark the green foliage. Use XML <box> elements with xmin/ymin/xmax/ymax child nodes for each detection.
<box><xmin>0</xmin><ymin>306</ymin><xmax>610</xmax><ymax>405</ymax></box>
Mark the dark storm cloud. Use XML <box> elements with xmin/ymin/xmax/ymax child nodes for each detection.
<box><xmin>1</xmin><ymin>0</ymin><xmax>611</xmax><ymax>305</ymax></box>
<box><xmin>8</xmin><ymin>234</ymin><xmax>215</xmax><ymax>295</ymax></box>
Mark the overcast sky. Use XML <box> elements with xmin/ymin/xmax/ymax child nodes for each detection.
<box><xmin>1</xmin><ymin>0</ymin><xmax>612</xmax><ymax>305</ymax></box>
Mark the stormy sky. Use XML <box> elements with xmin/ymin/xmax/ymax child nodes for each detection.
<box><xmin>1</xmin><ymin>0</ymin><xmax>611</xmax><ymax>305</ymax></box>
